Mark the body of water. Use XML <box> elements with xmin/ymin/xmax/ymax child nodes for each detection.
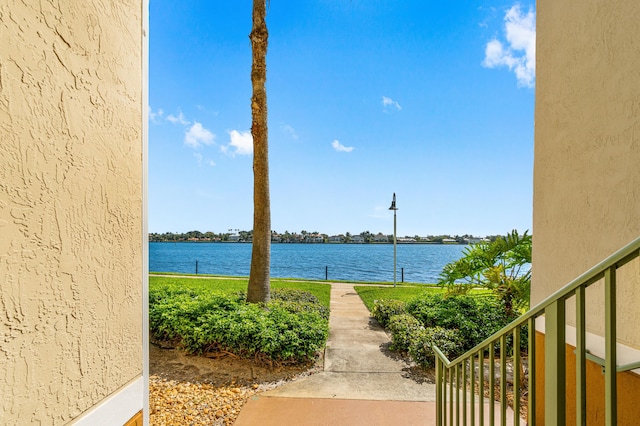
<box><xmin>149</xmin><ymin>242</ymin><xmax>467</xmax><ymax>284</ymax></box>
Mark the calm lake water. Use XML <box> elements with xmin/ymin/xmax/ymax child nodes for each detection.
<box><xmin>149</xmin><ymin>242</ymin><xmax>467</xmax><ymax>284</ymax></box>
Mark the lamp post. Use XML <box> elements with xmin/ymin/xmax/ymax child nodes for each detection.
<box><xmin>389</xmin><ymin>193</ymin><xmax>398</xmax><ymax>287</ymax></box>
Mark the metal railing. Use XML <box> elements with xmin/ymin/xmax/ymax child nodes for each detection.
<box><xmin>434</xmin><ymin>236</ymin><xmax>640</xmax><ymax>425</ymax></box>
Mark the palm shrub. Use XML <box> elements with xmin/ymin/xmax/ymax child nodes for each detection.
<box><xmin>438</xmin><ymin>230</ymin><xmax>531</xmax><ymax>316</ymax></box>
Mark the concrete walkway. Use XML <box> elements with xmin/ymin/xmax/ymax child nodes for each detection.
<box><xmin>234</xmin><ymin>283</ymin><xmax>436</xmax><ymax>426</ymax></box>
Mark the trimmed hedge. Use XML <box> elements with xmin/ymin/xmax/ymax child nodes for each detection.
<box><xmin>371</xmin><ymin>299</ymin><xmax>407</xmax><ymax>327</ymax></box>
<box><xmin>387</xmin><ymin>313</ymin><xmax>423</xmax><ymax>352</ymax></box>
<box><xmin>406</xmin><ymin>294</ymin><xmax>511</xmax><ymax>352</ymax></box>
<box><xmin>372</xmin><ymin>293</ymin><xmax>518</xmax><ymax>368</ymax></box>
<box><xmin>149</xmin><ymin>287</ymin><xmax>329</xmax><ymax>362</ymax></box>
<box><xmin>409</xmin><ymin>326</ymin><xmax>464</xmax><ymax>368</ymax></box>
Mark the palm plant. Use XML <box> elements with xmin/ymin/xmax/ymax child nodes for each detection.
<box><xmin>438</xmin><ymin>230</ymin><xmax>532</xmax><ymax>317</ymax></box>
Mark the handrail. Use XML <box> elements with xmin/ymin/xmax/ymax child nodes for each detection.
<box><xmin>434</xmin><ymin>236</ymin><xmax>640</xmax><ymax>425</ymax></box>
<box><xmin>582</xmin><ymin>350</ymin><xmax>640</xmax><ymax>373</ymax></box>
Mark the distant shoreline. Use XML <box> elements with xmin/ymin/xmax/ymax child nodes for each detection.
<box><xmin>148</xmin><ymin>240</ymin><xmax>469</xmax><ymax>245</ymax></box>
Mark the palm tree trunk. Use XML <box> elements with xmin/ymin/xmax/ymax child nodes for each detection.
<box><xmin>247</xmin><ymin>0</ymin><xmax>270</xmax><ymax>303</ymax></box>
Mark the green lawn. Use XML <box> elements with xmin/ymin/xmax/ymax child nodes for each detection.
<box><xmin>354</xmin><ymin>285</ymin><xmax>444</xmax><ymax>311</ymax></box>
<box><xmin>354</xmin><ymin>284</ymin><xmax>494</xmax><ymax>311</ymax></box>
<box><xmin>149</xmin><ymin>275</ymin><xmax>331</xmax><ymax>308</ymax></box>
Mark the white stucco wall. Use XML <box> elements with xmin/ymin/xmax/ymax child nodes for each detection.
<box><xmin>0</xmin><ymin>1</ymin><xmax>144</xmax><ymax>423</ymax></box>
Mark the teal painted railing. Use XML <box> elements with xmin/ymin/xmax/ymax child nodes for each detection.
<box><xmin>434</xmin><ymin>236</ymin><xmax>640</xmax><ymax>425</ymax></box>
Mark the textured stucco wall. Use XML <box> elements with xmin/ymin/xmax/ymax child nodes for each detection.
<box><xmin>533</xmin><ymin>0</ymin><xmax>640</xmax><ymax>347</ymax></box>
<box><xmin>0</xmin><ymin>1</ymin><xmax>143</xmax><ymax>424</ymax></box>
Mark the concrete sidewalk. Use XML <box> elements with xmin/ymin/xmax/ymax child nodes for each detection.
<box><xmin>234</xmin><ymin>283</ymin><xmax>435</xmax><ymax>425</ymax></box>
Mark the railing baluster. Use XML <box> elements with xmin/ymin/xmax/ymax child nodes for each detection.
<box><xmin>489</xmin><ymin>342</ymin><xmax>495</xmax><ymax>425</ymax></box>
<box><xmin>462</xmin><ymin>359</ymin><xmax>467</xmax><ymax>426</ymax></box>
<box><xmin>576</xmin><ymin>286</ymin><xmax>586</xmax><ymax>426</ymax></box>
<box><xmin>604</xmin><ymin>266</ymin><xmax>617</xmax><ymax>426</ymax></box>
<box><xmin>444</xmin><ymin>366</ymin><xmax>448</xmax><ymax>426</ymax></box>
<box><xmin>479</xmin><ymin>348</ymin><xmax>485</xmax><ymax>425</ymax></box>
<box><xmin>544</xmin><ymin>298</ymin><xmax>566</xmax><ymax>426</ymax></box>
<box><xmin>470</xmin><ymin>355</ymin><xmax>475</xmax><ymax>425</ymax></box>
<box><xmin>513</xmin><ymin>327</ymin><xmax>521</xmax><ymax>426</ymax></box>
<box><xmin>456</xmin><ymin>364</ymin><xmax>461</xmax><ymax>426</ymax></box>
<box><xmin>436</xmin><ymin>355</ymin><xmax>443</xmax><ymax>425</ymax></box>
<box><xmin>500</xmin><ymin>335</ymin><xmax>507</xmax><ymax>426</ymax></box>
<box><xmin>528</xmin><ymin>317</ymin><xmax>536</xmax><ymax>426</ymax></box>
<box><xmin>449</xmin><ymin>366</ymin><xmax>454</xmax><ymax>425</ymax></box>
<box><xmin>443</xmin><ymin>366</ymin><xmax>447</xmax><ymax>426</ymax></box>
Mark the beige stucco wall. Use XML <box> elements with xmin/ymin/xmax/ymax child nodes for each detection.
<box><xmin>533</xmin><ymin>1</ymin><xmax>640</xmax><ymax>348</ymax></box>
<box><xmin>0</xmin><ymin>1</ymin><xmax>143</xmax><ymax>424</ymax></box>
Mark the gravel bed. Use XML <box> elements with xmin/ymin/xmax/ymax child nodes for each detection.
<box><xmin>149</xmin><ymin>362</ymin><xmax>321</xmax><ymax>425</ymax></box>
<box><xmin>149</xmin><ymin>376</ymin><xmax>258</xmax><ymax>425</ymax></box>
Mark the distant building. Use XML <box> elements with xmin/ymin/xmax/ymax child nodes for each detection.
<box><xmin>350</xmin><ymin>235</ymin><xmax>365</xmax><ymax>244</ymax></box>
<box><xmin>374</xmin><ymin>233</ymin><xmax>389</xmax><ymax>243</ymax></box>
<box><xmin>398</xmin><ymin>237</ymin><xmax>416</xmax><ymax>243</ymax></box>
<box><xmin>306</xmin><ymin>234</ymin><xmax>324</xmax><ymax>243</ymax></box>
<box><xmin>465</xmin><ymin>237</ymin><xmax>482</xmax><ymax>244</ymax></box>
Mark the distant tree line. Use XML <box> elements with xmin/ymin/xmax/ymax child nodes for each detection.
<box><xmin>148</xmin><ymin>230</ymin><xmax>501</xmax><ymax>244</ymax></box>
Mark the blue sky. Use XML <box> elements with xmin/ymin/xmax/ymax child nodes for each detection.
<box><xmin>149</xmin><ymin>1</ymin><xmax>535</xmax><ymax>237</ymax></box>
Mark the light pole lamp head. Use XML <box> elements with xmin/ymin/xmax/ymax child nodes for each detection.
<box><xmin>389</xmin><ymin>192</ymin><xmax>398</xmax><ymax>211</ymax></box>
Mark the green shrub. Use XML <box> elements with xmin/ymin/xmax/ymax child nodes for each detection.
<box><xmin>149</xmin><ymin>292</ymin><xmax>242</xmax><ymax>340</ymax></box>
<box><xmin>259</xmin><ymin>305</ymin><xmax>329</xmax><ymax>360</ymax></box>
<box><xmin>387</xmin><ymin>314</ymin><xmax>424</xmax><ymax>352</ymax></box>
<box><xmin>406</xmin><ymin>294</ymin><xmax>510</xmax><ymax>352</ymax></box>
<box><xmin>272</xmin><ymin>288</ymin><xmax>321</xmax><ymax>304</ymax></box>
<box><xmin>371</xmin><ymin>299</ymin><xmax>407</xmax><ymax>327</ymax></box>
<box><xmin>409</xmin><ymin>326</ymin><xmax>464</xmax><ymax>368</ymax></box>
<box><xmin>149</xmin><ymin>287</ymin><xmax>329</xmax><ymax>362</ymax></box>
<box><xmin>271</xmin><ymin>289</ymin><xmax>329</xmax><ymax>320</ymax></box>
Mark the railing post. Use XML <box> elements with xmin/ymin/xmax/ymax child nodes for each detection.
<box><xmin>604</xmin><ymin>267</ymin><xmax>617</xmax><ymax>426</ymax></box>
<box><xmin>544</xmin><ymin>298</ymin><xmax>566</xmax><ymax>426</ymax></box>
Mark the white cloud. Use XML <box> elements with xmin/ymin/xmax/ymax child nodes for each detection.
<box><xmin>483</xmin><ymin>3</ymin><xmax>536</xmax><ymax>88</ymax></box>
<box><xmin>149</xmin><ymin>107</ymin><xmax>164</xmax><ymax>123</ymax></box>
<box><xmin>167</xmin><ymin>111</ymin><xmax>190</xmax><ymax>126</ymax></box>
<box><xmin>193</xmin><ymin>152</ymin><xmax>216</xmax><ymax>167</ymax></box>
<box><xmin>282</xmin><ymin>124</ymin><xmax>298</xmax><ymax>140</ymax></box>
<box><xmin>382</xmin><ymin>96</ymin><xmax>402</xmax><ymax>111</ymax></box>
<box><xmin>222</xmin><ymin>130</ymin><xmax>253</xmax><ymax>156</ymax></box>
<box><xmin>332</xmin><ymin>139</ymin><xmax>354</xmax><ymax>153</ymax></box>
<box><xmin>185</xmin><ymin>122</ymin><xmax>215</xmax><ymax>148</ymax></box>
